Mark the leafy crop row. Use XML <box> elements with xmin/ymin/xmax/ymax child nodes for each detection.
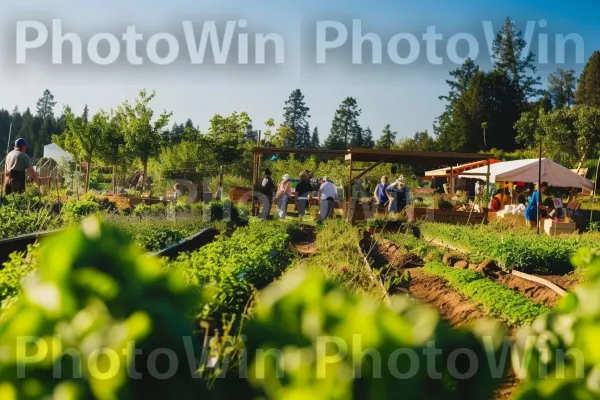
<box><xmin>423</xmin><ymin>261</ymin><xmax>549</xmax><ymax>326</ymax></box>
<box><xmin>419</xmin><ymin>222</ymin><xmax>600</xmax><ymax>273</ymax></box>
<box><xmin>168</xmin><ymin>220</ymin><xmax>295</xmax><ymax>320</ymax></box>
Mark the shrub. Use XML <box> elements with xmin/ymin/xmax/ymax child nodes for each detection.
<box><xmin>62</xmin><ymin>199</ymin><xmax>101</xmax><ymax>222</ymax></box>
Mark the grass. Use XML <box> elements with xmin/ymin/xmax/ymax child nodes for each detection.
<box><xmin>291</xmin><ymin>219</ymin><xmax>389</xmax><ymax>301</ymax></box>
<box><xmin>423</xmin><ymin>261</ymin><xmax>550</xmax><ymax>326</ymax></box>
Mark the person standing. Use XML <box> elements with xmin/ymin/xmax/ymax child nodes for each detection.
<box><xmin>259</xmin><ymin>169</ymin><xmax>275</xmax><ymax>219</ymax></box>
<box><xmin>318</xmin><ymin>177</ymin><xmax>337</xmax><ymax>221</ymax></box>
<box><xmin>130</xmin><ymin>170</ymin><xmax>142</xmax><ymax>189</ymax></box>
<box><xmin>295</xmin><ymin>173</ymin><xmax>312</xmax><ymax>219</ymax></box>
<box><xmin>173</xmin><ymin>184</ymin><xmax>183</xmax><ymax>200</ymax></box>
<box><xmin>4</xmin><ymin>138</ymin><xmax>40</xmax><ymax>195</ymax></box>
<box><xmin>275</xmin><ymin>174</ymin><xmax>292</xmax><ymax>219</ymax></box>
<box><xmin>526</xmin><ymin>182</ymin><xmax>549</xmax><ymax>229</ymax></box>
<box><xmin>373</xmin><ymin>175</ymin><xmax>390</xmax><ymax>213</ymax></box>
<box><xmin>386</xmin><ymin>175</ymin><xmax>410</xmax><ymax>214</ymax></box>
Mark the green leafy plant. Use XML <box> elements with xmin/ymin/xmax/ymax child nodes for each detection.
<box><xmin>0</xmin><ymin>218</ymin><xmax>206</xmax><ymax>399</ymax></box>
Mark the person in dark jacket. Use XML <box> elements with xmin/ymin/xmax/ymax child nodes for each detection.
<box><xmin>295</xmin><ymin>173</ymin><xmax>312</xmax><ymax>219</ymax></box>
<box><xmin>4</xmin><ymin>138</ymin><xmax>41</xmax><ymax>195</ymax></box>
<box><xmin>260</xmin><ymin>169</ymin><xmax>275</xmax><ymax>219</ymax></box>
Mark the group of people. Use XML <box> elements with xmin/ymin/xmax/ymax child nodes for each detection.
<box><xmin>259</xmin><ymin>169</ymin><xmax>338</xmax><ymax>221</ymax></box>
<box><xmin>373</xmin><ymin>175</ymin><xmax>411</xmax><ymax>213</ymax></box>
<box><xmin>259</xmin><ymin>170</ymin><xmax>412</xmax><ymax>220</ymax></box>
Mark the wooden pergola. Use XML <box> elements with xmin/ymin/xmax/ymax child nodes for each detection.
<box><xmin>252</xmin><ymin>147</ymin><xmax>347</xmax><ymax>189</ymax></box>
<box><xmin>345</xmin><ymin>148</ymin><xmax>494</xmax><ymax>201</ymax></box>
<box><xmin>251</xmin><ymin>147</ymin><xmax>494</xmax><ymax>203</ymax></box>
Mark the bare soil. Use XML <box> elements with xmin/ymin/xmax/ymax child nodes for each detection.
<box><xmin>494</xmin><ymin>272</ymin><xmax>562</xmax><ymax>308</ymax></box>
<box><xmin>290</xmin><ymin>225</ymin><xmax>317</xmax><ymax>256</ymax></box>
<box><xmin>533</xmin><ymin>274</ymin><xmax>579</xmax><ymax>291</ymax></box>
<box><xmin>404</xmin><ymin>269</ymin><xmax>489</xmax><ymax>328</ymax></box>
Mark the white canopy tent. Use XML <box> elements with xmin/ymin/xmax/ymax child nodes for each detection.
<box><xmin>459</xmin><ymin>158</ymin><xmax>594</xmax><ymax>190</ymax></box>
<box><xmin>43</xmin><ymin>144</ymin><xmax>73</xmax><ymax>162</ymax></box>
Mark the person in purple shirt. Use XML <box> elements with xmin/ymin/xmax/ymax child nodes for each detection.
<box><xmin>373</xmin><ymin>175</ymin><xmax>389</xmax><ymax>213</ymax></box>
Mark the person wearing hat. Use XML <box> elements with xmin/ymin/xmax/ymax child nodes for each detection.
<box><xmin>4</xmin><ymin>138</ymin><xmax>41</xmax><ymax>195</ymax></box>
<box><xmin>130</xmin><ymin>170</ymin><xmax>142</xmax><ymax>189</ymax></box>
<box><xmin>317</xmin><ymin>176</ymin><xmax>337</xmax><ymax>221</ymax></box>
<box><xmin>275</xmin><ymin>174</ymin><xmax>292</xmax><ymax>219</ymax></box>
<box><xmin>259</xmin><ymin>169</ymin><xmax>275</xmax><ymax>219</ymax></box>
<box><xmin>385</xmin><ymin>175</ymin><xmax>410</xmax><ymax>214</ymax></box>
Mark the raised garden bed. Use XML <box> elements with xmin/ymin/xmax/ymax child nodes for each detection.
<box><xmin>407</xmin><ymin>207</ymin><xmax>488</xmax><ymax>225</ymax></box>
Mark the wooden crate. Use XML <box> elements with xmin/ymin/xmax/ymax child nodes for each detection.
<box><xmin>544</xmin><ymin>219</ymin><xmax>576</xmax><ymax>236</ymax></box>
<box><xmin>496</xmin><ymin>212</ymin><xmax>527</xmax><ymax>227</ymax></box>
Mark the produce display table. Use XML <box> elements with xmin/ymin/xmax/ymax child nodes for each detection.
<box><xmin>544</xmin><ymin>219</ymin><xmax>577</xmax><ymax>236</ymax></box>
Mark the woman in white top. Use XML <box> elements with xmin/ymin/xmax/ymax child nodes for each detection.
<box><xmin>318</xmin><ymin>177</ymin><xmax>337</xmax><ymax>221</ymax></box>
<box><xmin>275</xmin><ymin>174</ymin><xmax>292</xmax><ymax>219</ymax></box>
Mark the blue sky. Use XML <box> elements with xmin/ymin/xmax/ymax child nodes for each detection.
<box><xmin>0</xmin><ymin>0</ymin><xmax>598</xmax><ymax>141</ymax></box>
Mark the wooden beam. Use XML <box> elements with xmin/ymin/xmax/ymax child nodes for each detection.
<box><xmin>351</xmin><ymin>161</ymin><xmax>384</xmax><ymax>183</ymax></box>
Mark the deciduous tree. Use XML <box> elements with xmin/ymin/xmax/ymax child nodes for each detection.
<box><xmin>119</xmin><ymin>90</ymin><xmax>172</xmax><ymax>185</ymax></box>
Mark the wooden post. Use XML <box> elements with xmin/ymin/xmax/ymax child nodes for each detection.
<box><xmin>537</xmin><ymin>141</ymin><xmax>543</xmax><ymax>235</ymax></box>
<box><xmin>485</xmin><ymin>158</ymin><xmax>491</xmax><ymax>209</ymax></box>
<box><xmin>591</xmin><ymin>156</ymin><xmax>600</xmax><ymax>223</ymax></box>
<box><xmin>449</xmin><ymin>166</ymin><xmax>454</xmax><ymax>195</ymax></box>
<box><xmin>347</xmin><ymin>157</ymin><xmax>353</xmax><ymax>219</ymax></box>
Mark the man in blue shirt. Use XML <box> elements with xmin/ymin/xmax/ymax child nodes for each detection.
<box><xmin>373</xmin><ymin>176</ymin><xmax>389</xmax><ymax>213</ymax></box>
<box><xmin>525</xmin><ymin>182</ymin><xmax>549</xmax><ymax>228</ymax></box>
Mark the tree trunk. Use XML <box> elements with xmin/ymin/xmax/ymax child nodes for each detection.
<box><xmin>142</xmin><ymin>159</ymin><xmax>148</xmax><ymax>186</ymax></box>
<box><xmin>85</xmin><ymin>159</ymin><xmax>91</xmax><ymax>193</ymax></box>
<box><xmin>112</xmin><ymin>165</ymin><xmax>117</xmax><ymax>195</ymax></box>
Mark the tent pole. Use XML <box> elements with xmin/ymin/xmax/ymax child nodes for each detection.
<box><xmin>485</xmin><ymin>159</ymin><xmax>490</xmax><ymax>207</ymax></box>
<box><xmin>591</xmin><ymin>156</ymin><xmax>600</xmax><ymax>224</ymax></box>
<box><xmin>537</xmin><ymin>141</ymin><xmax>542</xmax><ymax>235</ymax></box>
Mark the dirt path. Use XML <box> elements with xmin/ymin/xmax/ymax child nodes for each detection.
<box><xmin>290</xmin><ymin>225</ymin><xmax>317</xmax><ymax>256</ymax></box>
<box><xmin>405</xmin><ymin>269</ymin><xmax>489</xmax><ymax>328</ymax></box>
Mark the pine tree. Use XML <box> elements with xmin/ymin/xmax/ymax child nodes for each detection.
<box><xmin>548</xmin><ymin>69</ymin><xmax>576</xmax><ymax>108</ymax></box>
<box><xmin>244</xmin><ymin>123</ymin><xmax>258</xmax><ymax>142</ymax></box>
<box><xmin>82</xmin><ymin>105</ymin><xmax>89</xmax><ymax>123</ymax></box>
<box><xmin>375</xmin><ymin>124</ymin><xmax>397</xmax><ymax>149</ymax></box>
<box><xmin>325</xmin><ymin>97</ymin><xmax>361</xmax><ymax>150</ymax></box>
<box><xmin>18</xmin><ymin>108</ymin><xmax>35</xmax><ymax>156</ymax></box>
<box><xmin>36</xmin><ymin>89</ymin><xmax>57</xmax><ymax>120</ymax></box>
<box><xmin>576</xmin><ymin>51</ymin><xmax>600</xmax><ymax>107</ymax></box>
<box><xmin>362</xmin><ymin>127</ymin><xmax>375</xmax><ymax>148</ymax></box>
<box><xmin>311</xmin><ymin>127</ymin><xmax>320</xmax><ymax>148</ymax></box>
<box><xmin>282</xmin><ymin>89</ymin><xmax>311</xmax><ymax>148</ymax></box>
<box><xmin>439</xmin><ymin>58</ymin><xmax>480</xmax><ymax>105</ymax></box>
<box><xmin>350</xmin><ymin>127</ymin><xmax>363</xmax><ymax>147</ymax></box>
<box><xmin>492</xmin><ymin>18</ymin><xmax>542</xmax><ymax>103</ymax></box>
